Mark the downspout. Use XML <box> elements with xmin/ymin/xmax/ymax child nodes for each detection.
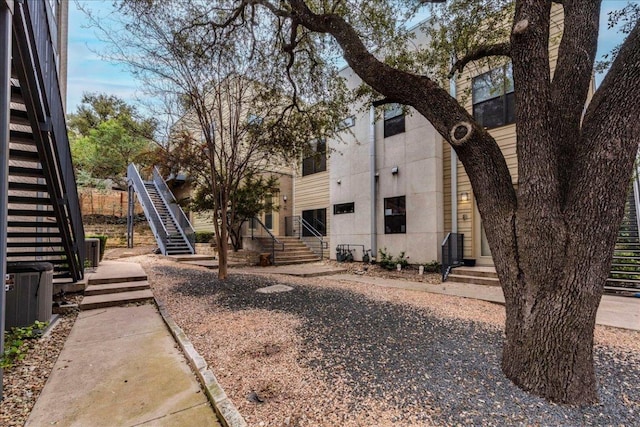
<box><xmin>370</xmin><ymin>105</ymin><xmax>377</xmax><ymax>257</ymax></box>
<box><xmin>450</xmin><ymin>78</ymin><xmax>458</xmax><ymax>233</ymax></box>
<box><xmin>0</xmin><ymin>0</ymin><xmax>14</xmax><ymax>398</ymax></box>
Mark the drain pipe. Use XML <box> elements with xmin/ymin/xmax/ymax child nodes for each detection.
<box><xmin>449</xmin><ymin>78</ymin><xmax>458</xmax><ymax>233</ymax></box>
<box><xmin>369</xmin><ymin>105</ymin><xmax>377</xmax><ymax>258</ymax></box>
<box><xmin>0</xmin><ymin>0</ymin><xmax>14</xmax><ymax>399</ymax></box>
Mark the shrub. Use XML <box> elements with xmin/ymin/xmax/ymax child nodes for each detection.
<box><xmin>423</xmin><ymin>260</ymin><xmax>441</xmax><ymax>273</ymax></box>
<box><xmin>378</xmin><ymin>248</ymin><xmax>409</xmax><ymax>271</ymax></box>
<box><xmin>1</xmin><ymin>321</ymin><xmax>48</xmax><ymax>368</ymax></box>
<box><xmin>195</xmin><ymin>231</ymin><xmax>215</xmax><ymax>244</ymax></box>
<box><xmin>87</xmin><ymin>234</ymin><xmax>107</xmax><ymax>260</ymax></box>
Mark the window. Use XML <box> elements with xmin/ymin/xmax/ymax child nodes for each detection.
<box><xmin>302</xmin><ymin>208</ymin><xmax>327</xmax><ymax>236</ymax></box>
<box><xmin>472</xmin><ymin>63</ymin><xmax>515</xmax><ymax>129</ymax></box>
<box><xmin>384</xmin><ymin>196</ymin><xmax>406</xmax><ymax>234</ymax></box>
<box><xmin>302</xmin><ymin>140</ymin><xmax>327</xmax><ymax>176</ymax></box>
<box><xmin>384</xmin><ymin>103</ymin><xmax>405</xmax><ymax>138</ymax></box>
<box><xmin>333</xmin><ymin>202</ymin><xmax>355</xmax><ymax>215</ymax></box>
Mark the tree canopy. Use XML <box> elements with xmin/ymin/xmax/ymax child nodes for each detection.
<box><xmin>68</xmin><ymin>93</ymin><xmax>157</xmax><ymax>188</ymax></box>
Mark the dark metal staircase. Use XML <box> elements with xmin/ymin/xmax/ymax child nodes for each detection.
<box><xmin>127</xmin><ymin>164</ymin><xmax>195</xmax><ymax>256</ymax></box>
<box><xmin>4</xmin><ymin>1</ymin><xmax>85</xmax><ymax>283</ymax></box>
<box><xmin>607</xmin><ymin>187</ymin><xmax>640</xmax><ymax>296</ymax></box>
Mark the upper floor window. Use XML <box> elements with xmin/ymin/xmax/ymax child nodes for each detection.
<box><xmin>333</xmin><ymin>202</ymin><xmax>355</xmax><ymax>215</ymax></box>
<box><xmin>302</xmin><ymin>140</ymin><xmax>327</xmax><ymax>176</ymax></box>
<box><xmin>384</xmin><ymin>103</ymin><xmax>405</xmax><ymax>138</ymax></box>
<box><xmin>472</xmin><ymin>63</ymin><xmax>515</xmax><ymax>129</ymax></box>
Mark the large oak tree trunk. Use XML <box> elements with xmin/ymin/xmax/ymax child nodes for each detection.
<box><xmin>500</xmin><ymin>270</ymin><xmax>604</xmax><ymax>403</ymax></box>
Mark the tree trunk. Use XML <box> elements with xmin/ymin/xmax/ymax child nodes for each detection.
<box><xmin>501</xmin><ymin>275</ymin><xmax>602</xmax><ymax>404</ymax></box>
<box><xmin>218</xmin><ymin>222</ymin><xmax>228</xmax><ymax>280</ymax></box>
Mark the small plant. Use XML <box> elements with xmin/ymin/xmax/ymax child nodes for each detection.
<box><xmin>1</xmin><ymin>321</ymin><xmax>48</xmax><ymax>368</ymax></box>
<box><xmin>423</xmin><ymin>260</ymin><xmax>441</xmax><ymax>273</ymax></box>
<box><xmin>378</xmin><ymin>248</ymin><xmax>409</xmax><ymax>271</ymax></box>
<box><xmin>195</xmin><ymin>231</ymin><xmax>215</xmax><ymax>244</ymax></box>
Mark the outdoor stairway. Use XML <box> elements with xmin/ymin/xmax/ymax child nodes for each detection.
<box><xmin>127</xmin><ymin>164</ymin><xmax>195</xmax><ymax>256</ymax></box>
<box><xmin>607</xmin><ymin>189</ymin><xmax>640</xmax><ymax>295</ymax></box>
<box><xmin>447</xmin><ymin>266</ymin><xmax>500</xmax><ymax>287</ymax></box>
<box><xmin>80</xmin><ymin>263</ymin><xmax>153</xmax><ymax>310</ymax></box>
<box><xmin>144</xmin><ymin>183</ymin><xmax>192</xmax><ymax>255</ymax></box>
<box><xmin>6</xmin><ymin>66</ymin><xmax>84</xmax><ymax>282</ymax></box>
<box><xmin>255</xmin><ymin>236</ymin><xmax>321</xmax><ymax>265</ymax></box>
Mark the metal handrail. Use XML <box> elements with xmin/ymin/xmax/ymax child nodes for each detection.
<box><xmin>250</xmin><ymin>217</ymin><xmax>284</xmax><ymax>265</ymax></box>
<box><xmin>298</xmin><ymin>216</ymin><xmax>327</xmax><ymax>260</ymax></box>
<box><xmin>14</xmin><ymin>0</ymin><xmax>85</xmax><ymax>280</ymax></box>
<box><xmin>152</xmin><ymin>167</ymin><xmax>195</xmax><ymax>253</ymax></box>
<box><xmin>441</xmin><ymin>232</ymin><xmax>464</xmax><ymax>281</ymax></box>
<box><xmin>127</xmin><ymin>164</ymin><xmax>169</xmax><ymax>254</ymax></box>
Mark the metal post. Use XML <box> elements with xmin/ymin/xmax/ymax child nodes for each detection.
<box><xmin>0</xmin><ymin>0</ymin><xmax>14</xmax><ymax>400</ymax></box>
<box><xmin>127</xmin><ymin>184</ymin><xmax>134</xmax><ymax>248</ymax></box>
<box><xmin>369</xmin><ymin>105</ymin><xmax>377</xmax><ymax>258</ymax></box>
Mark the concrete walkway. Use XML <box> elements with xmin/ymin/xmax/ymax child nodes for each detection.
<box><xmin>329</xmin><ymin>274</ymin><xmax>640</xmax><ymax>331</ymax></box>
<box><xmin>27</xmin><ymin>263</ymin><xmax>221</xmax><ymax>427</ymax></box>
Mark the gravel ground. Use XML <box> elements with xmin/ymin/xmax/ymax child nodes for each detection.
<box><xmin>0</xmin><ymin>309</ymin><xmax>79</xmax><ymax>426</ymax></box>
<box><xmin>138</xmin><ymin>256</ymin><xmax>640</xmax><ymax>426</ymax></box>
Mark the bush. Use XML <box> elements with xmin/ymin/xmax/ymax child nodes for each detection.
<box><xmin>87</xmin><ymin>234</ymin><xmax>107</xmax><ymax>260</ymax></box>
<box><xmin>378</xmin><ymin>248</ymin><xmax>409</xmax><ymax>271</ymax></box>
<box><xmin>1</xmin><ymin>321</ymin><xmax>48</xmax><ymax>368</ymax></box>
<box><xmin>195</xmin><ymin>231</ymin><xmax>215</xmax><ymax>244</ymax></box>
<box><xmin>423</xmin><ymin>260</ymin><xmax>441</xmax><ymax>273</ymax></box>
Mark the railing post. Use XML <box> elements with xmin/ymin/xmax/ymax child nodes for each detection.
<box><xmin>0</xmin><ymin>0</ymin><xmax>14</xmax><ymax>399</ymax></box>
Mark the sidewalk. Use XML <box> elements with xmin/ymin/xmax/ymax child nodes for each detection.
<box><xmin>26</xmin><ymin>264</ymin><xmax>222</xmax><ymax>427</ymax></box>
<box><xmin>328</xmin><ymin>274</ymin><xmax>640</xmax><ymax>331</ymax></box>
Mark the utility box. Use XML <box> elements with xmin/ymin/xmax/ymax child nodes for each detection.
<box><xmin>5</xmin><ymin>262</ymin><xmax>54</xmax><ymax>328</ymax></box>
<box><xmin>85</xmin><ymin>238</ymin><xmax>101</xmax><ymax>268</ymax></box>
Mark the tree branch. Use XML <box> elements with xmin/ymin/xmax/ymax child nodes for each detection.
<box><xmin>448</xmin><ymin>42</ymin><xmax>511</xmax><ymax>78</ymax></box>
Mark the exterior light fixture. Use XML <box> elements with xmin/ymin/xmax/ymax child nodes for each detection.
<box><xmin>391</xmin><ymin>166</ymin><xmax>399</xmax><ymax>175</ymax></box>
<box><xmin>337</xmin><ymin>179</ymin><xmax>342</xmax><ymax>185</ymax></box>
<box><xmin>461</xmin><ymin>192</ymin><xmax>469</xmax><ymax>202</ymax></box>
<box><xmin>283</xmin><ymin>195</ymin><xmax>287</xmax><ymax>202</ymax></box>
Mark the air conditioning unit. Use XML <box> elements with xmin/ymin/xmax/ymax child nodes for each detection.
<box><xmin>85</xmin><ymin>238</ymin><xmax>101</xmax><ymax>268</ymax></box>
<box><xmin>5</xmin><ymin>262</ymin><xmax>54</xmax><ymax>328</ymax></box>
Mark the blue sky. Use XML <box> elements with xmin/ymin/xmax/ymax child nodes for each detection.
<box><xmin>66</xmin><ymin>1</ymin><xmax>637</xmax><ymax>114</ymax></box>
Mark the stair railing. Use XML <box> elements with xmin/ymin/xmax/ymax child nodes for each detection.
<box><xmin>13</xmin><ymin>0</ymin><xmax>85</xmax><ymax>280</ymax></box>
<box><xmin>127</xmin><ymin>164</ymin><xmax>169</xmax><ymax>254</ymax></box>
<box><xmin>633</xmin><ymin>161</ymin><xmax>640</xmax><ymax>237</ymax></box>
<box><xmin>441</xmin><ymin>232</ymin><xmax>464</xmax><ymax>281</ymax></box>
<box><xmin>297</xmin><ymin>216</ymin><xmax>328</xmax><ymax>260</ymax></box>
<box><xmin>152</xmin><ymin>167</ymin><xmax>195</xmax><ymax>254</ymax></box>
<box><xmin>250</xmin><ymin>217</ymin><xmax>284</xmax><ymax>265</ymax></box>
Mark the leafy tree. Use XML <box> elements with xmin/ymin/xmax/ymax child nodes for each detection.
<box><xmin>81</xmin><ymin>2</ymin><xmax>347</xmax><ymax>279</ymax></box>
<box><xmin>68</xmin><ymin>93</ymin><xmax>157</xmax><ymax>187</ymax></box>
<box><xmin>116</xmin><ymin>0</ymin><xmax>640</xmax><ymax>404</ymax></box>
<box><xmin>190</xmin><ymin>174</ymin><xmax>280</xmax><ymax>251</ymax></box>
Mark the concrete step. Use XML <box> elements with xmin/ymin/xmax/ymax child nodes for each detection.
<box><xmin>85</xmin><ymin>280</ymin><xmax>150</xmax><ymax>296</ymax></box>
<box><xmin>275</xmin><ymin>258</ymin><xmax>321</xmax><ymax>266</ymax></box>
<box><xmin>167</xmin><ymin>254</ymin><xmax>216</xmax><ymax>262</ymax></box>
<box><xmin>453</xmin><ymin>267</ymin><xmax>499</xmax><ymax>279</ymax></box>
<box><xmin>447</xmin><ymin>273</ymin><xmax>500</xmax><ymax>287</ymax></box>
<box><xmin>79</xmin><ymin>290</ymin><xmax>155</xmax><ymax>310</ymax></box>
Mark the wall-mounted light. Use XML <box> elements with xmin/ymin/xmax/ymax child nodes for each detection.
<box><xmin>391</xmin><ymin>166</ymin><xmax>399</xmax><ymax>175</ymax></box>
<box><xmin>283</xmin><ymin>195</ymin><xmax>287</xmax><ymax>202</ymax></box>
<box><xmin>461</xmin><ymin>192</ymin><xmax>469</xmax><ymax>202</ymax></box>
<box><xmin>337</xmin><ymin>179</ymin><xmax>342</xmax><ymax>185</ymax></box>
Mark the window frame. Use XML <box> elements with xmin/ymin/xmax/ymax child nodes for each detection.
<box><xmin>383</xmin><ymin>103</ymin><xmax>406</xmax><ymax>138</ymax></box>
<box><xmin>472</xmin><ymin>63</ymin><xmax>515</xmax><ymax>129</ymax></box>
<box><xmin>302</xmin><ymin>208</ymin><xmax>327</xmax><ymax>236</ymax></box>
<box><xmin>302</xmin><ymin>140</ymin><xmax>327</xmax><ymax>176</ymax></box>
<box><xmin>383</xmin><ymin>196</ymin><xmax>406</xmax><ymax>234</ymax></box>
<box><xmin>333</xmin><ymin>202</ymin><xmax>355</xmax><ymax>215</ymax></box>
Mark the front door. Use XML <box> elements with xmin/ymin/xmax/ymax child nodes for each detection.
<box><xmin>473</xmin><ymin>202</ymin><xmax>494</xmax><ymax>266</ymax></box>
